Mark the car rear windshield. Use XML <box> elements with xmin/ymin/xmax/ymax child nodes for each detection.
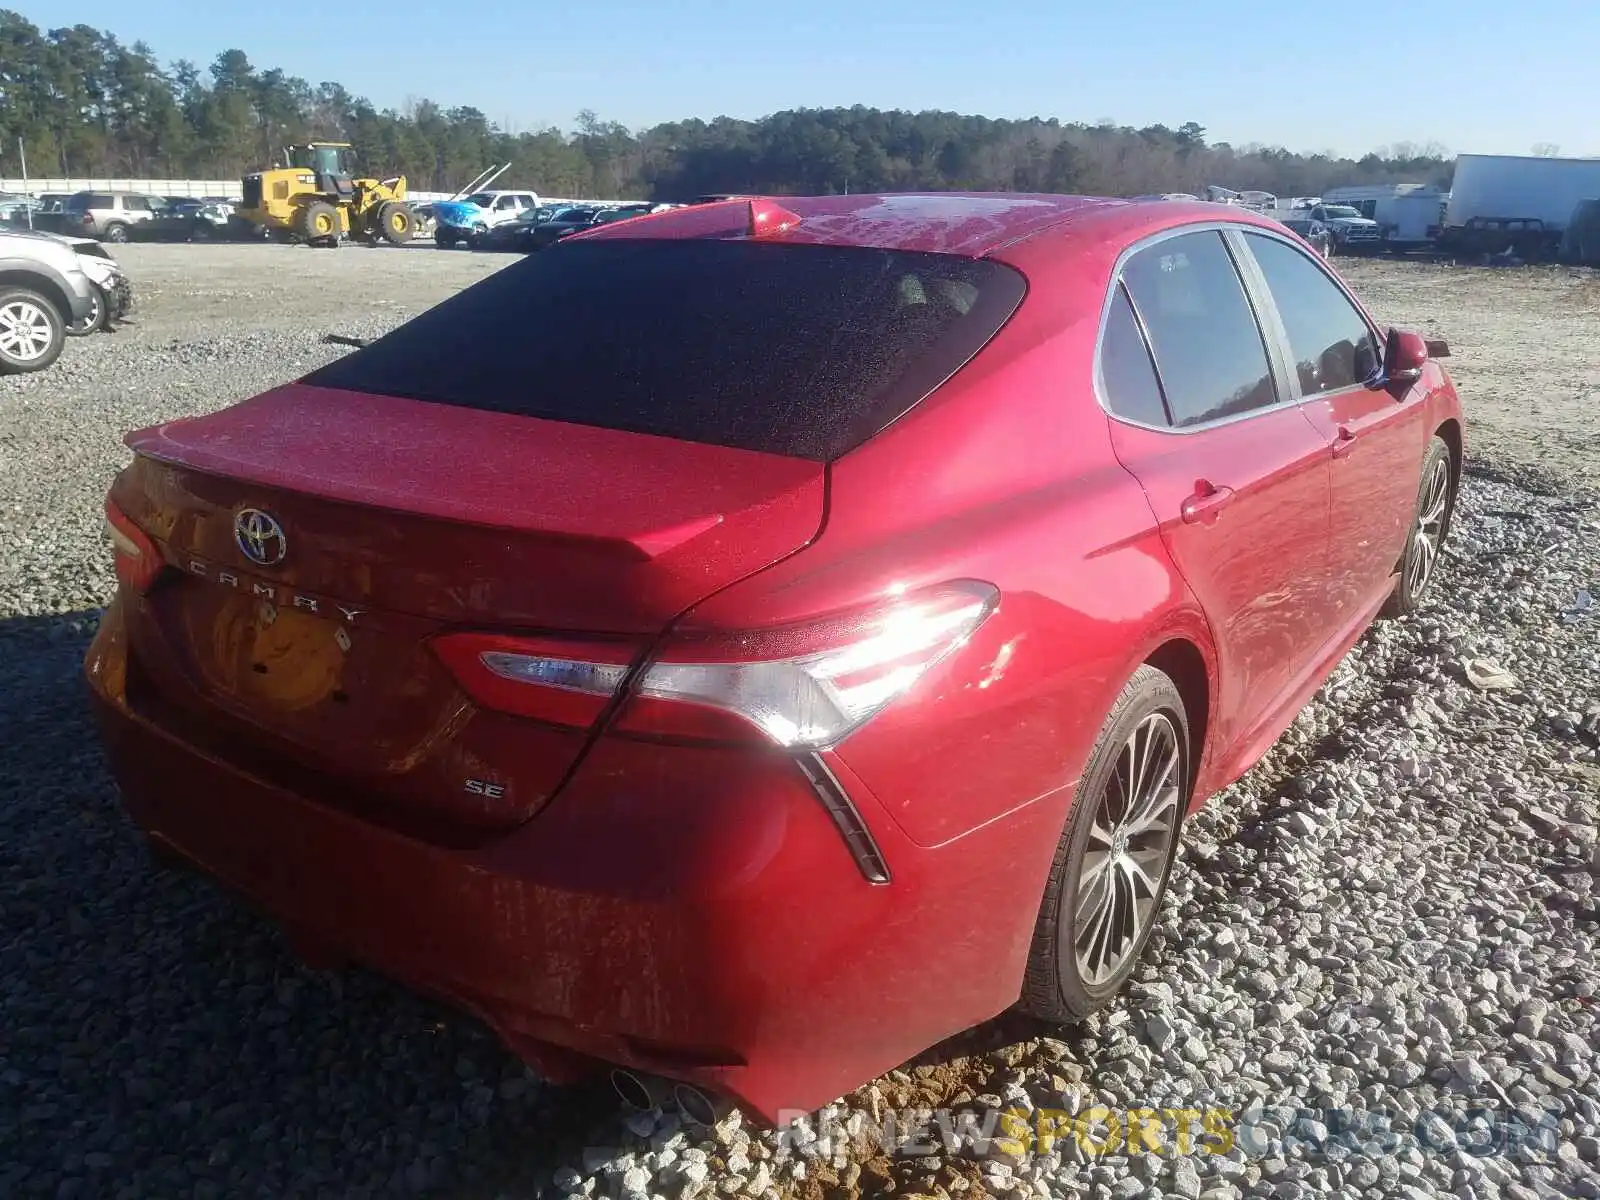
<box><xmin>302</xmin><ymin>239</ymin><xmax>1026</xmax><ymax>460</ymax></box>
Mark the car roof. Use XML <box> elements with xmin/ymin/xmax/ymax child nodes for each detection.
<box><xmin>573</xmin><ymin>192</ymin><xmax>1282</xmax><ymax>257</ymax></box>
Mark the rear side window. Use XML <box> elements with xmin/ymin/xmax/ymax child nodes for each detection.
<box><xmin>1098</xmin><ymin>284</ymin><xmax>1168</xmax><ymax>426</ymax></box>
<box><xmin>1242</xmin><ymin>233</ymin><xmax>1380</xmax><ymax>395</ymax></box>
<box><xmin>1120</xmin><ymin>230</ymin><xmax>1277</xmax><ymax>427</ymax></box>
<box><xmin>68</xmin><ymin>193</ymin><xmax>112</xmax><ymax>211</ymax></box>
<box><xmin>303</xmin><ymin>240</ymin><xmax>1026</xmax><ymax>461</ymax></box>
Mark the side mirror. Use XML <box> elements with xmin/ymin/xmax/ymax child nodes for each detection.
<box><xmin>1382</xmin><ymin>327</ymin><xmax>1429</xmax><ymax>385</ymax></box>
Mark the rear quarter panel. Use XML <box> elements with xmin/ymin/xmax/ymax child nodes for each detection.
<box><xmin>679</xmin><ymin>236</ymin><xmax>1217</xmax><ymax>852</ymax></box>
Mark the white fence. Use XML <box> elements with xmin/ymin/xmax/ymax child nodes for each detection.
<box><xmin>0</xmin><ymin>178</ymin><xmax>647</xmax><ymax>208</ymax></box>
<box><xmin>0</xmin><ymin>178</ymin><xmax>240</xmax><ymax>199</ymax></box>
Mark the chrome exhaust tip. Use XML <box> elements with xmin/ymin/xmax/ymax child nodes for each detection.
<box><xmin>609</xmin><ymin>1068</ymin><xmax>669</xmax><ymax>1110</ymax></box>
<box><xmin>673</xmin><ymin>1082</ymin><xmax>732</xmax><ymax>1126</ymax></box>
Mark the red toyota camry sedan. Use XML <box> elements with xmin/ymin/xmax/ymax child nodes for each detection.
<box><xmin>86</xmin><ymin>194</ymin><xmax>1463</xmax><ymax>1124</ymax></box>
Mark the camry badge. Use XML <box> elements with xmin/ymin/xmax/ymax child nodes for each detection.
<box><xmin>234</xmin><ymin>508</ymin><xmax>287</xmax><ymax>567</ymax></box>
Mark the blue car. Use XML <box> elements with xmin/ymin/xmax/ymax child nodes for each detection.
<box><xmin>432</xmin><ymin>190</ymin><xmax>540</xmax><ymax>247</ymax></box>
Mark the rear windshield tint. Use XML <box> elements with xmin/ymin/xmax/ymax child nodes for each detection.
<box><xmin>302</xmin><ymin>239</ymin><xmax>1026</xmax><ymax>461</ymax></box>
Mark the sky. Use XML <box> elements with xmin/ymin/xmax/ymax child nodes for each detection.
<box><xmin>21</xmin><ymin>0</ymin><xmax>1600</xmax><ymax>159</ymax></box>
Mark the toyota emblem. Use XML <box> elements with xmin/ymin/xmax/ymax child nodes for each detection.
<box><xmin>234</xmin><ymin>508</ymin><xmax>287</xmax><ymax>566</ymax></box>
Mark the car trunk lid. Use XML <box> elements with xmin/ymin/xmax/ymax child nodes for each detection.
<box><xmin>111</xmin><ymin>383</ymin><xmax>825</xmax><ymax>831</ymax></box>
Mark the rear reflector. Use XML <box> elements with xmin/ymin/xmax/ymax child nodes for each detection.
<box><xmin>104</xmin><ymin>498</ymin><xmax>163</xmax><ymax>592</ymax></box>
<box><xmin>619</xmin><ymin>581</ymin><xmax>999</xmax><ymax>748</ymax></box>
<box><xmin>431</xmin><ymin>633</ymin><xmax>637</xmax><ymax>729</ymax></box>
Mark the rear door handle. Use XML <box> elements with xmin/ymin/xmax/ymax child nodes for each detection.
<box><xmin>1180</xmin><ymin>482</ymin><xmax>1236</xmax><ymax>525</ymax></box>
<box><xmin>1331</xmin><ymin>426</ymin><xmax>1357</xmax><ymax>459</ymax></box>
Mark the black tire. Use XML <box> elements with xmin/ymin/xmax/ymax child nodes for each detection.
<box><xmin>65</xmin><ymin>285</ymin><xmax>106</xmax><ymax>336</ymax></box>
<box><xmin>296</xmin><ymin>201</ymin><xmax>340</xmax><ymax>244</ymax></box>
<box><xmin>1382</xmin><ymin>435</ymin><xmax>1455</xmax><ymax>618</ymax></box>
<box><xmin>1020</xmin><ymin>665</ymin><xmax>1190</xmax><ymax>1023</ymax></box>
<box><xmin>376</xmin><ymin>201</ymin><xmax>414</xmax><ymax>246</ymax></box>
<box><xmin>434</xmin><ymin>229</ymin><xmax>458</xmax><ymax>248</ymax></box>
<box><xmin>0</xmin><ymin>286</ymin><xmax>67</xmax><ymax>373</ymax></box>
<box><xmin>102</xmin><ymin>222</ymin><xmax>129</xmax><ymax>244</ymax></box>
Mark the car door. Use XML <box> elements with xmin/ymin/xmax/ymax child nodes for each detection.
<box><xmin>1235</xmin><ymin>229</ymin><xmax>1427</xmax><ymax>624</ymax></box>
<box><xmin>1101</xmin><ymin>228</ymin><xmax>1336</xmax><ymax>761</ymax></box>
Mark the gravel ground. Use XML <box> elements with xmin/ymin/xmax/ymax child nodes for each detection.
<box><xmin>1</xmin><ymin>245</ymin><xmax>1597</xmax><ymax>1199</ymax></box>
<box><xmin>1337</xmin><ymin>259</ymin><xmax>1600</xmax><ymax>491</ymax></box>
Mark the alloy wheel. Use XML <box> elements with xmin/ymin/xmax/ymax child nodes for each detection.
<box><xmin>67</xmin><ymin>290</ymin><xmax>104</xmax><ymax>335</ymax></box>
<box><xmin>1405</xmin><ymin>457</ymin><xmax>1451</xmax><ymax>602</ymax></box>
<box><xmin>1074</xmin><ymin>712</ymin><xmax>1182</xmax><ymax>987</ymax></box>
<box><xmin>0</xmin><ymin>299</ymin><xmax>54</xmax><ymax>361</ymax></box>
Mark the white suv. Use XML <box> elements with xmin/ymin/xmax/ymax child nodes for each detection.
<box><xmin>0</xmin><ymin>229</ymin><xmax>126</xmax><ymax>374</ymax></box>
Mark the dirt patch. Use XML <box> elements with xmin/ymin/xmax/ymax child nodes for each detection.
<box><xmin>1338</xmin><ymin>258</ymin><xmax>1600</xmax><ymax>490</ymax></box>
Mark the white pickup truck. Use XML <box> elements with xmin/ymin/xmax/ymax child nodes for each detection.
<box><xmin>1273</xmin><ymin>202</ymin><xmax>1382</xmax><ymax>255</ymax></box>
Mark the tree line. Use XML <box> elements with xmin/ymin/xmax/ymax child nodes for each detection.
<box><xmin>0</xmin><ymin>11</ymin><xmax>1454</xmax><ymax>200</ymax></box>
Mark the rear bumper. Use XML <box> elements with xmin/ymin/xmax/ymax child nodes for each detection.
<box><xmin>84</xmin><ymin>597</ymin><xmax>1069</xmax><ymax>1122</ymax></box>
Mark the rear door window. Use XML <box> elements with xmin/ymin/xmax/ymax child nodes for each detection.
<box><xmin>1241</xmin><ymin>232</ymin><xmax>1380</xmax><ymax>395</ymax></box>
<box><xmin>303</xmin><ymin>239</ymin><xmax>1026</xmax><ymax>461</ymax></box>
<box><xmin>1098</xmin><ymin>284</ymin><xmax>1169</xmax><ymax>426</ymax></box>
<box><xmin>1119</xmin><ymin>230</ymin><xmax>1277</xmax><ymax>427</ymax></box>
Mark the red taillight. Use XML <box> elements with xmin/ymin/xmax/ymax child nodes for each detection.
<box><xmin>432</xmin><ymin>582</ymin><xmax>999</xmax><ymax>747</ymax></box>
<box><xmin>104</xmin><ymin>499</ymin><xmax>163</xmax><ymax>592</ymax></box>
<box><xmin>620</xmin><ymin>581</ymin><xmax>999</xmax><ymax>748</ymax></box>
<box><xmin>431</xmin><ymin>633</ymin><xmax>638</xmax><ymax>729</ymax></box>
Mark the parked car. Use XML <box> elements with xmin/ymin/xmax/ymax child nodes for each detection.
<box><xmin>144</xmin><ymin>198</ymin><xmax>234</xmax><ymax>241</ymax></box>
<box><xmin>505</xmin><ymin>205</ymin><xmax>613</xmax><ymax>250</ymax></box>
<box><xmin>43</xmin><ymin>191</ymin><xmax>164</xmax><ymax>242</ymax></box>
<box><xmin>85</xmin><ymin>193</ymin><xmax>1462</xmax><ymax>1125</ymax></box>
<box><xmin>0</xmin><ymin>196</ymin><xmax>42</xmax><ymax>226</ymax></box>
<box><xmin>1301</xmin><ymin>203</ymin><xmax>1382</xmax><ymax>255</ymax></box>
<box><xmin>471</xmin><ymin>204</ymin><xmax>608</xmax><ymax>252</ymax></box>
<box><xmin>1277</xmin><ymin>216</ymin><xmax>1333</xmax><ymax>257</ymax></box>
<box><xmin>55</xmin><ymin>235</ymin><xmax>134</xmax><ymax>334</ymax></box>
<box><xmin>432</xmin><ymin>190</ymin><xmax>540</xmax><ymax>247</ymax></box>
<box><xmin>0</xmin><ymin>227</ymin><xmax>130</xmax><ymax>372</ymax></box>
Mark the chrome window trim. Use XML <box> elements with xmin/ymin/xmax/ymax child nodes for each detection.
<box><xmin>1091</xmin><ymin>220</ymin><xmax>1381</xmax><ymax>435</ymax></box>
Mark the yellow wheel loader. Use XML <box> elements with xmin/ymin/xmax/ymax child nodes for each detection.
<box><xmin>237</xmin><ymin>142</ymin><xmax>416</xmax><ymax>246</ymax></box>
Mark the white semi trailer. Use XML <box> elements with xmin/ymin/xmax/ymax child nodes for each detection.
<box><xmin>1441</xmin><ymin>153</ymin><xmax>1600</xmax><ymax>258</ymax></box>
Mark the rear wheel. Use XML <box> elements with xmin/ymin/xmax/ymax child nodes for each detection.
<box><xmin>1020</xmin><ymin>666</ymin><xmax>1189</xmax><ymax>1022</ymax></box>
<box><xmin>102</xmin><ymin>222</ymin><xmax>129</xmax><ymax>244</ymax></box>
<box><xmin>377</xmin><ymin>201</ymin><xmax>414</xmax><ymax>245</ymax></box>
<box><xmin>0</xmin><ymin>287</ymin><xmax>66</xmax><ymax>373</ymax></box>
<box><xmin>1382</xmin><ymin>436</ymin><xmax>1454</xmax><ymax>618</ymax></box>
<box><xmin>297</xmin><ymin>201</ymin><xmax>340</xmax><ymax>244</ymax></box>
